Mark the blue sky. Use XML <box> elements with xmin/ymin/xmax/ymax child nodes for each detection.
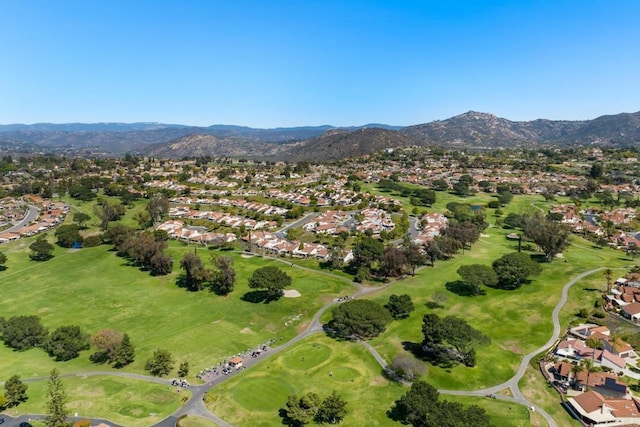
<box><xmin>1</xmin><ymin>0</ymin><xmax>639</xmax><ymax>127</ymax></box>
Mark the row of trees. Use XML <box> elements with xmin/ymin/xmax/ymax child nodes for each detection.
<box><xmin>107</xmin><ymin>225</ymin><xmax>173</xmax><ymax>276</ymax></box>
<box><xmin>0</xmin><ymin>315</ymin><xmax>135</xmax><ymax>367</ymax></box>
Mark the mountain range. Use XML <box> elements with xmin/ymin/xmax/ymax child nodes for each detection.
<box><xmin>1</xmin><ymin>111</ymin><xmax>639</xmax><ymax>161</ymax></box>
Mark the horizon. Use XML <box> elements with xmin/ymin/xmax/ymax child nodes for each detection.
<box><xmin>1</xmin><ymin>1</ymin><xmax>639</xmax><ymax>127</ymax></box>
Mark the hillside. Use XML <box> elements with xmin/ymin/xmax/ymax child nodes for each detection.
<box><xmin>138</xmin><ymin>134</ymin><xmax>293</xmax><ymax>159</ymax></box>
<box><xmin>285</xmin><ymin>127</ymin><xmax>417</xmax><ymax>161</ymax></box>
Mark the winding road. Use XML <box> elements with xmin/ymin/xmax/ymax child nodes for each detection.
<box><xmin>1</xmin><ymin>251</ymin><xmax>611</xmax><ymax>427</ymax></box>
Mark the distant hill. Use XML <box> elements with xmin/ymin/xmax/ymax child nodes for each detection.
<box><xmin>1</xmin><ymin>111</ymin><xmax>639</xmax><ymax>159</ymax></box>
<box><xmin>137</xmin><ymin>134</ymin><xmax>293</xmax><ymax>159</ymax></box>
<box><xmin>401</xmin><ymin>111</ymin><xmax>640</xmax><ymax>147</ymax></box>
<box><xmin>285</xmin><ymin>128</ymin><xmax>416</xmax><ymax>161</ymax></box>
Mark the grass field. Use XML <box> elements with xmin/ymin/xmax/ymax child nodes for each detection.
<box><xmin>205</xmin><ymin>334</ymin><xmax>551</xmax><ymax>427</ymax></box>
<box><xmin>0</xmin><ymin>375</ymin><xmax>185</xmax><ymax>427</ymax></box>
<box><xmin>0</xmin><ymin>236</ymin><xmax>353</xmax><ymax>383</ymax></box>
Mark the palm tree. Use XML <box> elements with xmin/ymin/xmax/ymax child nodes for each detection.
<box><xmin>605</xmin><ymin>268</ymin><xmax>613</xmax><ymax>294</ymax></box>
<box><xmin>580</xmin><ymin>358</ymin><xmax>596</xmax><ymax>391</ymax></box>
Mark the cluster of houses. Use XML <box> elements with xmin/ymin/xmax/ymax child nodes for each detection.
<box><xmin>355</xmin><ymin>208</ymin><xmax>395</xmax><ymax>234</ymax></box>
<box><xmin>168</xmin><ymin>206</ymin><xmax>277</xmax><ymax>231</ymax></box>
<box><xmin>242</xmin><ymin>230</ymin><xmax>331</xmax><ymax>261</ymax></box>
<box><xmin>303</xmin><ymin>210</ymin><xmax>352</xmax><ymax>235</ymax></box>
<box><xmin>606</xmin><ymin>275</ymin><xmax>640</xmax><ymax>323</ymax></box>
<box><xmin>169</xmin><ymin>196</ymin><xmax>288</xmax><ymax>216</ymax></box>
<box><xmin>156</xmin><ymin>219</ymin><xmax>237</xmax><ymax>246</ymax></box>
<box><xmin>548</xmin><ymin>322</ymin><xmax>640</xmax><ymax>426</ymax></box>
<box><xmin>412</xmin><ymin>212</ymin><xmax>448</xmax><ymax>246</ymax></box>
<box><xmin>549</xmin><ymin>204</ymin><xmax>640</xmax><ymax>250</ymax></box>
<box><xmin>265</xmin><ymin>188</ymin><xmax>358</xmax><ymax>207</ymax></box>
<box><xmin>0</xmin><ymin>196</ymin><xmax>69</xmax><ymax>244</ymax></box>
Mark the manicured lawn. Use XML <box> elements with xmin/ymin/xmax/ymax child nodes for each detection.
<box><xmin>177</xmin><ymin>416</ymin><xmax>219</xmax><ymax>427</ymax></box>
<box><xmin>366</xmin><ymin>227</ymin><xmax>628</xmax><ymax>390</ymax></box>
<box><xmin>0</xmin><ymin>237</ymin><xmax>353</xmax><ymax>383</ymax></box>
<box><xmin>442</xmin><ymin>395</ymin><xmax>533</xmax><ymax>427</ymax></box>
<box><xmin>205</xmin><ymin>335</ymin><xmax>405</xmax><ymax>426</ymax></box>
<box><xmin>1</xmin><ymin>375</ymin><xmax>185</xmax><ymax>427</ymax></box>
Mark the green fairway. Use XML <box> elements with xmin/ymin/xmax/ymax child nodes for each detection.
<box><xmin>0</xmin><ymin>375</ymin><xmax>185</xmax><ymax>427</ymax></box>
<box><xmin>0</xmin><ymin>237</ymin><xmax>353</xmax><ymax>383</ymax></box>
<box><xmin>177</xmin><ymin>416</ymin><xmax>219</xmax><ymax>427</ymax></box>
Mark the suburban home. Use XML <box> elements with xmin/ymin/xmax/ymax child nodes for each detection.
<box><xmin>574</xmin><ymin>371</ymin><xmax>628</xmax><ymax>398</ymax></box>
<box><xmin>621</xmin><ymin>302</ymin><xmax>640</xmax><ymax>323</ymax></box>
<box><xmin>567</xmin><ymin>390</ymin><xmax>640</xmax><ymax>426</ymax></box>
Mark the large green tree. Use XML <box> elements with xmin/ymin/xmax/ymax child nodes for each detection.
<box><xmin>385</xmin><ymin>294</ymin><xmax>415</xmax><ymax>319</ymax></box>
<box><xmin>208</xmin><ymin>255</ymin><xmax>236</xmax><ymax>296</ymax></box>
<box><xmin>4</xmin><ymin>374</ymin><xmax>28</xmax><ymax>407</ymax></box>
<box><xmin>328</xmin><ymin>299</ymin><xmax>393</xmax><ymax>339</ymax></box>
<box><xmin>29</xmin><ymin>235</ymin><xmax>54</xmax><ymax>261</ymax></box>
<box><xmin>457</xmin><ymin>264</ymin><xmax>498</xmax><ymax>296</ymax></box>
<box><xmin>421</xmin><ymin>314</ymin><xmax>489</xmax><ymax>367</ymax></box>
<box><xmin>1</xmin><ymin>315</ymin><xmax>49</xmax><ymax>350</ymax></box>
<box><xmin>0</xmin><ymin>251</ymin><xmax>7</xmax><ymax>270</ymax></box>
<box><xmin>248</xmin><ymin>266</ymin><xmax>291</xmax><ymax>300</ymax></box>
<box><xmin>389</xmin><ymin>380</ymin><xmax>492</xmax><ymax>427</ymax></box>
<box><xmin>145</xmin><ymin>348</ymin><xmax>175</xmax><ymax>376</ymax></box>
<box><xmin>179</xmin><ymin>252</ymin><xmax>210</xmax><ymax>291</ymax></box>
<box><xmin>522</xmin><ymin>212</ymin><xmax>570</xmax><ymax>261</ymax></box>
<box><xmin>112</xmin><ymin>333</ymin><xmax>135</xmax><ymax>368</ymax></box>
<box><xmin>45</xmin><ymin>368</ymin><xmax>71</xmax><ymax>427</ymax></box>
<box><xmin>54</xmin><ymin>224</ymin><xmax>83</xmax><ymax>248</ymax></box>
<box><xmin>492</xmin><ymin>252</ymin><xmax>542</xmax><ymax>290</ymax></box>
<box><xmin>45</xmin><ymin>325</ymin><xmax>90</xmax><ymax>361</ymax></box>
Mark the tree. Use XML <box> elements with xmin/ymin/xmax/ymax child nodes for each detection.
<box><xmin>389</xmin><ymin>354</ymin><xmax>426</xmax><ymax>381</ymax></box>
<box><xmin>248</xmin><ymin>266</ymin><xmax>292</xmax><ymax>300</ymax></box>
<box><xmin>385</xmin><ymin>294</ymin><xmax>415</xmax><ymax>319</ymax></box>
<box><xmin>316</xmin><ymin>390</ymin><xmax>348</xmax><ymax>424</ymax></box>
<box><xmin>421</xmin><ymin>314</ymin><xmax>490</xmax><ymax>367</ymax></box>
<box><xmin>146</xmin><ymin>193</ymin><xmax>169</xmax><ymax>224</ymax></box>
<box><xmin>1</xmin><ymin>315</ymin><xmax>49</xmax><ymax>350</ymax></box>
<box><xmin>45</xmin><ymin>368</ymin><xmax>71</xmax><ymax>427</ymax></box>
<box><xmin>179</xmin><ymin>252</ymin><xmax>210</xmax><ymax>291</ymax></box>
<box><xmin>492</xmin><ymin>252</ymin><xmax>542</xmax><ymax>290</ymax></box>
<box><xmin>112</xmin><ymin>333</ymin><xmax>135</xmax><ymax>368</ymax></box>
<box><xmin>93</xmin><ymin>201</ymin><xmax>125</xmax><ymax>231</ymax></box>
<box><xmin>4</xmin><ymin>374</ymin><xmax>28</xmax><ymax>407</ymax></box>
<box><xmin>72</xmin><ymin>212</ymin><xmax>90</xmax><ymax>228</ymax></box>
<box><xmin>178</xmin><ymin>361</ymin><xmax>190</xmax><ymax>378</ymax></box>
<box><xmin>46</xmin><ymin>325</ymin><xmax>90</xmax><ymax>361</ymax></box>
<box><xmin>351</xmin><ymin>236</ymin><xmax>384</xmax><ymax>269</ymax></box>
<box><xmin>145</xmin><ymin>349</ymin><xmax>175</xmax><ymax>377</ymax></box>
<box><xmin>280</xmin><ymin>392</ymin><xmax>321</xmax><ymax>426</ymax></box>
<box><xmin>402</xmin><ymin>242</ymin><xmax>426</xmax><ymax>275</ymax></box>
<box><xmin>328</xmin><ymin>299</ymin><xmax>392</xmax><ymax>339</ymax></box>
<box><xmin>605</xmin><ymin>268</ymin><xmax>613</xmax><ymax>294</ymax></box>
<box><xmin>389</xmin><ymin>380</ymin><xmax>492</xmax><ymax>427</ymax></box>
<box><xmin>590</xmin><ymin>162</ymin><xmax>604</xmax><ymax>179</ymax></box>
<box><xmin>522</xmin><ymin>213</ymin><xmax>570</xmax><ymax>261</ymax></box>
<box><xmin>29</xmin><ymin>234</ymin><xmax>54</xmax><ymax>261</ymax></box>
<box><xmin>54</xmin><ymin>224</ymin><xmax>83</xmax><ymax>248</ymax></box>
<box><xmin>89</xmin><ymin>329</ymin><xmax>123</xmax><ymax>363</ymax></box>
<box><xmin>0</xmin><ymin>251</ymin><xmax>6</xmax><ymax>270</ymax></box>
<box><xmin>457</xmin><ymin>264</ymin><xmax>498</xmax><ymax>296</ymax></box>
<box><xmin>379</xmin><ymin>246</ymin><xmax>407</xmax><ymax>278</ymax></box>
<box><xmin>209</xmin><ymin>255</ymin><xmax>236</xmax><ymax>295</ymax></box>
<box><xmin>424</xmin><ymin>239</ymin><xmax>442</xmax><ymax>266</ymax></box>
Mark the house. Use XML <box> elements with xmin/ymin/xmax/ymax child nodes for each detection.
<box><xmin>621</xmin><ymin>302</ymin><xmax>640</xmax><ymax>323</ymax></box>
<box><xmin>574</xmin><ymin>371</ymin><xmax>628</xmax><ymax>398</ymax></box>
<box><xmin>567</xmin><ymin>390</ymin><xmax>640</xmax><ymax>426</ymax></box>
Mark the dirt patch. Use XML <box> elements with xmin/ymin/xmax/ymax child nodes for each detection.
<box><xmin>283</xmin><ymin>289</ymin><xmax>301</xmax><ymax>298</ymax></box>
<box><xmin>240</xmin><ymin>254</ymin><xmax>254</xmax><ymax>258</ymax></box>
<box><xmin>240</xmin><ymin>327</ymin><xmax>254</xmax><ymax>334</ymax></box>
<box><xmin>501</xmin><ymin>340</ymin><xmax>524</xmax><ymax>355</ymax></box>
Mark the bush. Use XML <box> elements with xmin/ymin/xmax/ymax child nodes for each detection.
<box><xmin>83</xmin><ymin>235</ymin><xmax>103</xmax><ymax>247</ymax></box>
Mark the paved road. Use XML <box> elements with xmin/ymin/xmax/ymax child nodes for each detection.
<box><xmin>3</xmin><ymin>206</ymin><xmax>39</xmax><ymax>234</ymax></box>
<box><xmin>275</xmin><ymin>212</ymin><xmax>320</xmax><ymax>238</ymax></box>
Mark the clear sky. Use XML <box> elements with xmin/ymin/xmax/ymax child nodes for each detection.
<box><xmin>1</xmin><ymin>0</ymin><xmax>639</xmax><ymax>127</ymax></box>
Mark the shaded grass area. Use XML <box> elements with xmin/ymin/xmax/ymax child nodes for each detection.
<box><xmin>0</xmin><ymin>238</ymin><xmax>353</xmax><ymax>382</ymax></box>
<box><xmin>442</xmin><ymin>395</ymin><xmax>532</xmax><ymax>427</ymax></box>
<box><xmin>1</xmin><ymin>376</ymin><xmax>185</xmax><ymax>427</ymax></box>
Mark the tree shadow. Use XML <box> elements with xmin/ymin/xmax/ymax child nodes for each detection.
<box><xmin>445</xmin><ymin>280</ymin><xmax>484</xmax><ymax>297</ymax></box>
<box><xmin>530</xmin><ymin>254</ymin><xmax>549</xmax><ymax>263</ymax></box>
<box><xmin>242</xmin><ymin>290</ymin><xmax>276</xmax><ymax>304</ymax></box>
<box><xmin>0</xmin><ymin>265</ymin><xmax>7</xmax><ymax>271</ymax></box>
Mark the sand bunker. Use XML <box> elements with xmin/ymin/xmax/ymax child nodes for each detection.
<box><xmin>283</xmin><ymin>289</ymin><xmax>301</xmax><ymax>298</ymax></box>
